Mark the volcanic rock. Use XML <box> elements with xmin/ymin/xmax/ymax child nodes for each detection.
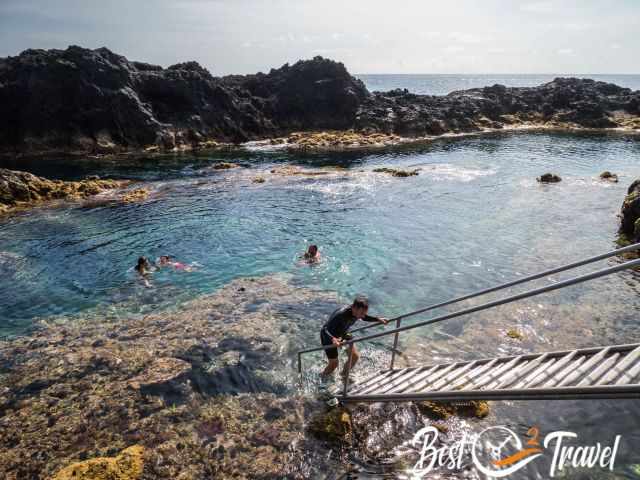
<box><xmin>537</xmin><ymin>173</ymin><xmax>562</xmax><ymax>183</ymax></box>
<box><xmin>0</xmin><ymin>168</ymin><xmax>124</xmax><ymax>213</ymax></box>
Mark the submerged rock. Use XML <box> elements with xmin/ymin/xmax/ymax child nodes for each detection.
<box><xmin>307</xmin><ymin>407</ymin><xmax>353</xmax><ymax>443</ymax></box>
<box><xmin>52</xmin><ymin>445</ymin><xmax>144</xmax><ymax>480</ymax></box>
<box><xmin>506</xmin><ymin>328</ymin><xmax>524</xmax><ymax>340</ymax></box>
<box><xmin>127</xmin><ymin>357</ymin><xmax>192</xmax><ymax>392</ymax></box>
<box><xmin>0</xmin><ymin>168</ymin><xmax>125</xmax><ymax>214</ymax></box>
<box><xmin>373</xmin><ymin>167</ymin><xmax>420</xmax><ymax>177</ymax></box>
<box><xmin>212</xmin><ymin>162</ymin><xmax>239</xmax><ymax>170</ymax></box>
<box><xmin>600</xmin><ymin>171</ymin><xmax>619</xmax><ymax>182</ymax></box>
<box><xmin>537</xmin><ymin>172</ymin><xmax>562</xmax><ymax>183</ymax></box>
<box><xmin>417</xmin><ymin>401</ymin><xmax>490</xmax><ymax>420</ymax></box>
<box><xmin>121</xmin><ymin>188</ymin><xmax>149</xmax><ymax>203</ymax></box>
<box><xmin>0</xmin><ymin>274</ymin><xmax>344</xmax><ymax>478</ymax></box>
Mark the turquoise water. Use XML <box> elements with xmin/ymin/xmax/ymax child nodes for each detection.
<box><xmin>1</xmin><ymin>130</ymin><xmax>640</xmax><ymax>341</ymax></box>
<box><xmin>3</xmin><ymin>130</ymin><xmax>640</xmax><ymax>477</ymax></box>
<box><xmin>357</xmin><ymin>73</ymin><xmax>640</xmax><ymax>95</ymax></box>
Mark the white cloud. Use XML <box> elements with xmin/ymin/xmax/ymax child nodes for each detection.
<box><xmin>557</xmin><ymin>48</ymin><xmax>574</xmax><ymax>56</ymax></box>
<box><xmin>521</xmin><ymin>2</ymin><xmax>555</xmax><ymax>14</ymax></box>
<box><xmin>444</xmin><ymin>45</ymin><xmax>465</xmax><ymax>53</ymax></box>
<box><xmin>448</xmin><ymin>31</ymin><xmax>484</xmax><ymax>44</ymax></box>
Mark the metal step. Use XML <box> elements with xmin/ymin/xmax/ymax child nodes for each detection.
<box><xmin>340</xmin><ymin>343</ymin><xmax>640</xmax><ymax>402</ymax></box>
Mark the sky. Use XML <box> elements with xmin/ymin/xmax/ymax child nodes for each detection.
<box><xmin>0</xmin><ymin>0</ymin><xmax>638</xmax><ymax>75</ymax></box>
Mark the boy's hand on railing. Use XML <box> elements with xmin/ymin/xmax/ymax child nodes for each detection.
<box><xmin>332</xmin><ymin>336</ymin><xmax>343</xmax><ymax>347</ymax></box>
<box><xmin>379</xmin><ymin>317</ymin><xmax>389</xmax><ymax>325</ymax></box>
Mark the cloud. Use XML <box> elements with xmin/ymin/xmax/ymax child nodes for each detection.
<box><xmin>520</xmin><ymin>2</ymin><xmax>555</xmax><ymax>14</ymax></box>
<box><xmin>448</xmin><ymin>31</ymin><xmax>485</xmax><ymax>44</ymax></box>
<box><xmin>557</xmin><ymin>48</ymin><xmax>574</xmax><ymax>55</ymax></box>
<box><xmin>444</xmin><ymin>45</ymin><xmax>465</xmax><ymax>53</ymax></box>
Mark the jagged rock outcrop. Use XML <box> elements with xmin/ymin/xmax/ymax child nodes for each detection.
<box><xmin>1</xmin><ymin>45</ymin><xmax>639</xmax><ymax>155</ymax></box>
<box><xmin>0</xmin><ymin>168</ymin><xmax>124</xmax><ymax>213</ymax></box>
<box><xmin>620</xmin><ymin>179</ymin><xmax>640</xmax><ymax>243</ymax></box>
<box><xmin>0</xmin><ymin>46</ymin><xmax>368</xmax><ymax>154</ymax></box>
<box><xmin>355</xmin><ymin>78</ymin><xmax>640</xmax><ymax>136</ymax></box>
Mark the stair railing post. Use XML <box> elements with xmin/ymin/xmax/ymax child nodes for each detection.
<box><xmin>342</xmin><ymin>343</ymin><xmax>354</xmax><ymax>397</ymax></box>
<box><xmin>390</xmin><ymin>318</ymin><xmax>401</xmax><ymax>369</ymax></box>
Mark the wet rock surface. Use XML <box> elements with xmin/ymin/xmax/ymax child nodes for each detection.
<box><xmin>0</xmin><ymin>168</ymin><xmax>126</xmax><ymax>214</ymax></box>
<box><xmin>0</xmin><ymin>275</ymin><xmax>342</xmax><ymax>478</ymax></box>
<box><xmin>537</xmin><ymin>172</ymin><xmax>562</xmax><ymax>183</ymax></box>
<box><xmin>0</xmin><ymin>274</ymin><xmax>498</xmax><ymax>479</ymax></box>
<box><xmin>1</xmin><ymin>46</ymin><xmax>638</xmax><ymax>156</ymax></box>
<box><xmin>52</xmin><ymin>445</ymin><xmax>144</xmax><ymax>480</ymax></box>
<box><xmin>619</xmin><ymin>179</ymin><xmax>640</xmax><ymax>245</ymax></box>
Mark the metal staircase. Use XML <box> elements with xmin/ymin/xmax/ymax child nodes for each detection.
<box><xmin>296</xmin><ymin>243</ymin><xmax>640</xmax><ymax>403</ymax></box>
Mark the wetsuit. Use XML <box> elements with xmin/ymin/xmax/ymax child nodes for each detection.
<box><xmin>320</xmin><ymin>306</ymin><xmax>381</xmax><ymax>359</ymax></box>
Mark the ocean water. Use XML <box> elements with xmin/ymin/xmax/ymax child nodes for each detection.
<box><xmin>357</xmin><ymin>73</ymin><xmax>640</xmax><ymax>95</ymax></box>
<box><xmin>2</xmin><ymin>131</ymin><xmax>639</xmax><ymax>340</ymax></box>
<box><xmin>2</xmin><ymin>128</ymin><xmax>640</xmax><ymax>476</ymax></box>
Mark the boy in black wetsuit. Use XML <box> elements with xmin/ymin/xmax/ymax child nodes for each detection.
<box><xmin>320</xmin><ymin>295</ymin><xmax>388</xmax><ymax>378</ymax></box>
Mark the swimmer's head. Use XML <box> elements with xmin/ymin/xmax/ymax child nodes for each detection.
<box><xmin>308</xmin><ymin>245</ymin><xmax>318</xmax><ymax>255</ymax></box>
<box><xmin>136</xmin><ymin>256</ymin><xmax>148</xmax><ymax>271</ymax></box>
<box><xmin>352</xmin><ymin>294</ymin><xmax>369</xmax><ymax>319</ymax></box>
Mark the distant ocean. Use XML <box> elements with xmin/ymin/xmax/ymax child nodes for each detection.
<box><xmin>356</xmin><ymin>74</ymin><xmax>640</xmax><ymax>96</ymax></box>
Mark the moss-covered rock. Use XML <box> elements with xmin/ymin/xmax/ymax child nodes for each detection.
<box><xmin>121</xmin><ymin>188</ymin><xmax>149</xmax><ymax>203</ymax></box>
<box><xmin>0</xmin><ymin>168</ymin><xmax>125</xmax><ymax>214</ymax></box>
<box><xmin>307</xmin><ymin>406</ymin><xmax>353</xmax><ymax>443</ymax></box>
<box><xmin>600</xmin><ymin>171</ymin><xmax>619</xmax><ymax>182</ymax></box>
<box><xmin>282</xmin><ymin>130</ymin><xmax>402</xmax><ymax>150</ymax></box>
<box><xmin>417</xmin><ymin>400</ymin><xmax>490</xmax><ymax>420</ymax></box>
<box><xmin>212</xmin><ymin>162</ymin><xmax>239</xmax><ymax>170</ymax></box>
<box><xmin>373</xmin><ymin>167</ymin><xmax>420</xmax><ymax>177</ymax></box>
<box><xmin>52</xmin><ymin>445</ymin><xmax>144</xmax><ymax>480</ymax></box>
<box><xmin>620</xmin><ymin>180</ymin><xmax>640</xmax><ymax>244</ymax></box>
<box><xmin>506</xmin><ymin>328</ymin><xmax>524</xmax><ymax>340</ymax></box>
<box><xmin>537</xmin><ymin>173</ymin><xmax>562</xmax><ymax>183</ymax></box>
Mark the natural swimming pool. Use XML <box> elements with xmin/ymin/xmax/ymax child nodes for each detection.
<box><xmin>2</xmin><ymin>130</ymin><xmax>640</xmax><ymax>477</ymax></box>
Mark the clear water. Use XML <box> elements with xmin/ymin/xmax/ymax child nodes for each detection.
<box><xmin>1</xmin><ymin>130</ymin><xmax>639</xmax><ymax>340</ymax></box>
<box><xmin>3</xmin><ymin>130</ymin><xmax>640</xmax><ymax>477</ymax></box>
<box><xmin>356</xmin><ymin>73</ymin><xmax>640</xmax><ymax>95</ymax></box>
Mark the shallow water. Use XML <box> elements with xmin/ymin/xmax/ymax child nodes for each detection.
<box><xmin>2</xmin><ymin>130</ymin><xmax>640</xmax><ymax>477</ymax></box>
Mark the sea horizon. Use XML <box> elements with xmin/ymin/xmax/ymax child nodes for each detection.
<box><xmin>356</xmin><ymin>72</ymin><xmax>640</xmax><ymax>96</ymax></box>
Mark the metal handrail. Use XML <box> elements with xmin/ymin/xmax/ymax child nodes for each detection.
<box><xmin>296</xmin><ymin>243</ymin><xmax>640</xmax><ymax>393</ymax></box>
<box><xmin>349</xmin><ymin>241</ymin><xmax>640</xmax><ymax>336</ymax></box>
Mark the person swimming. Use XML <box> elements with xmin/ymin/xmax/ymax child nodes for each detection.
<box><xmin>302</xmin><ymin>245</ymin><xmax>321</xmax><ymax>263</ymax></box>
<box><xmin>158</xmin><ymin>255</ymin><xmax>193</xmax><ymax>271</ymax></box>
<box><xmin>135</xmin><ymin>256</ymin><xmax>152</xmax><ymax>287</ymax></box>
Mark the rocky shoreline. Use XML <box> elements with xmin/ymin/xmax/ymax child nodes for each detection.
<box><xmin>1</xmin><ymin>46</ymin><xmax>639</xmax><ymax>157</ymax></box>
<box><xmin>0</xmin><ymin>168</ymin><xmax>131</xmax><ymax>214</ymax></box>
<box><xmin>0</xmin><ymin>274</ymin><xmax>489</xmax><ymax>479</ymax></box>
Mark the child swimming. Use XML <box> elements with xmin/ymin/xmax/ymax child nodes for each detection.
<box><xmin>302</xmin><ymin>245</ymin><xmax>321</xmax><ymax>264</ymax></box>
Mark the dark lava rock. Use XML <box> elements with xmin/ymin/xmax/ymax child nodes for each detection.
<box><xmin>620</xmin><ymin>179</ymin><xmax>640</xmax><ymax>242</ymax></box>
<box><xmin>1</xmin><ymin>46</ymin><xmax>639</xmax><ymax>156</ymax></box>
<box><xmin>0</xmin><ymin>46</ymin><xmax>368</xmax><ymax>153</ymax></box>
<box><xmin>355</xmin><ymin>77</ymin><xmax>640</xmax><ymax>136</ymax></box>
<box><xmin>537</xmin><ymin>173</ymin><xmax>562</xmax><ymax>183</ymax></box>
<box><xmin>600</xmin><ymin>171</ymin><xmax>619</xmax><ymax>182</ymax></box>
